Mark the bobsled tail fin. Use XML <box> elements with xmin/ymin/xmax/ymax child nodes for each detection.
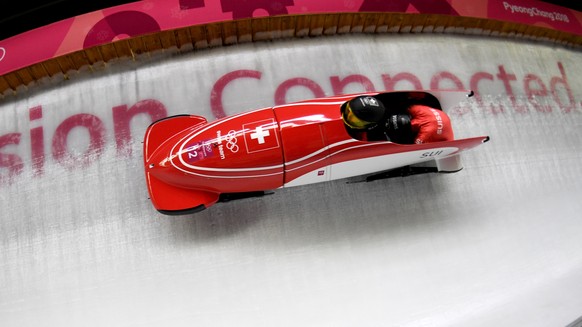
<box><xmin>144</xmin><ymin>115</ymin><xmax>207</xmax><ymax>161</ymax></box>
<box><xmin>145</xmin><ymin>173</ymin><xmax>219</xmax><ymax>215</ymax></box>
<box><xmin>436</xmin><ymin>154</ymin><xmax>463</xmax><ymax>173</ymax></box>
<box><xmin>436</xmin><ymin>135</ymin><xmax>490</xmax><ymax>172</ymax></box>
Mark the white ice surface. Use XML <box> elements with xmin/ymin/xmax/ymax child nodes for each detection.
<box><xmin>1</xmin><ymin>34</ymin><xmax>582</xmax><ymax>326</ymax></box>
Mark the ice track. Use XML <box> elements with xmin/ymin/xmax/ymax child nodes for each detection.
<box><xmin>1</xmin><ymin>34</ymin><xmax>582</xmax><ymax>326</ymax></box>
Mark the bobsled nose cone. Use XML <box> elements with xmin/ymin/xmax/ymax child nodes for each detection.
<box><xmin>145</xmin><ymin>155</ymin><xmax>175</xmax><ymax>183</ymax></box>
<box><xmin>145</xmin><ymin>148</ymin><xmax>172</xmax><ymax>172</ymax></box>
<box><xmin>145</xmin><ymin>159</ymin><xmax>160</xmax><ymax>174</ymax></box>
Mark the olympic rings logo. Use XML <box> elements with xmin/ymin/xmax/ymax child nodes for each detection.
<box><xmin>225</xmin><ymin>130</ymin><xmax>239</xmax><ymax>153</ymax></box>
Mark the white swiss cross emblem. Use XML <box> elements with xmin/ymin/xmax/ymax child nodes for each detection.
<box><xmin>250</xmin><ymin>126</ymin><xmax>270</xmax><ymax>144</ymax></box>
<box><xmin>243</xmin><ymin>119</ymin><xmax>280</xmax><ymax>153</ymax></box>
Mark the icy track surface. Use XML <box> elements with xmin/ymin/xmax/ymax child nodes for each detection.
<box><xmin>1</xmin><ymin>34</ymin><xmax>582</xmax><ymax>327</ymax></box>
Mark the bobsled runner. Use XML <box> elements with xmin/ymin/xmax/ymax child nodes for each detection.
<box><xmin>143</xmin><ymin>90</ymin><xmax>489</xmax><ymax>215</ymax></box>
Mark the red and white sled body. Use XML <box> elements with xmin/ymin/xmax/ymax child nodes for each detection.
<box><xmin>143</xmin><ymin>90</ymin><xmax>489</xmax><ymax>215</ymax></box>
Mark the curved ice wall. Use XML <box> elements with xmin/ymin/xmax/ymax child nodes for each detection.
<box><xmin>1</xmin><ymin>1</ymin><xmax>582</xmax><ymax>326</ymax></box>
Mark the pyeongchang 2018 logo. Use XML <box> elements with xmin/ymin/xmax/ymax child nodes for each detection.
<box><xmin>502</xmin><ymin>1</ymin><xmax>569</xmax><ymax>23</ymax></box>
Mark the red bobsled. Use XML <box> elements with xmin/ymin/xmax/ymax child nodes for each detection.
<box><xmin>143</xmin><ymin>90</ymin><xmax>489</xmax><ymax>215</ymax></box>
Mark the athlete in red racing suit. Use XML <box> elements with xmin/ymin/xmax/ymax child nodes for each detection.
<box><xmin>341</xmin><ymin>93</ymin><xmax>454</xmax><ymax>144</ymax></box>
<box><xmin>407</xmin><ymin>104</ymin><xmax>453</xmax><ymax>144</ymax></box>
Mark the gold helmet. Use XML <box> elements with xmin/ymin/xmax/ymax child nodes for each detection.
<box><xmin>342</xmin><ymin>96</ymin><xmax>386</xmax><ymax>129</ymax></box>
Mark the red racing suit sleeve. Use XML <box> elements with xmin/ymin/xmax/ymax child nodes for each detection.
<box><xmin>408</xmin><ymin>104</ymin><xmax>454</xmax><ymax>144</ymax></box>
